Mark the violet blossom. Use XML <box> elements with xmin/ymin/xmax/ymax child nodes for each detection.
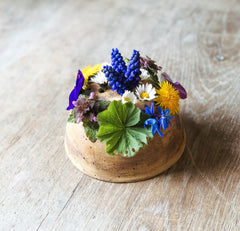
<box><xmin>66</xmin><ymin>70</ymin><xmax>85</xmax><ymax>110</ymax></box>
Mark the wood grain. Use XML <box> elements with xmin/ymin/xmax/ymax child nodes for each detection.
<box><xmin>0</xmin><ymin>0</ymin><xmax>240</xmax><ymax>230</ymax></box>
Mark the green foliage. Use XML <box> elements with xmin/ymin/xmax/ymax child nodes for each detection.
<box><xmin>137</xmin><ymin>111</ymin><xmax>151</xmax><ymax>127</ymax></box>
<box><xmin>67</xmin><ymin>110</ymin><xmax>77</xmax><ymax>123</ymax></box>
<box><xmin>79</xmin><ymin>89</ymin><xmax>91</xmax><ymax>97</ymax></box>
<box><xmin>98</xmin><ymin>83</ymin><xmax>109</xmax><ymax>92</ymax></box>
<box><xmin>123</xmin><ymin>57</ymin><xmax>129</xmax><ymax>65</ymax></box>
<box><xmin>149</xmin><ymin>73</ymin><xmax>160</xmax><ymax>89</ymax></box>
<box><xmin>147</xmin><ymin>65</ymin><xmax>160</xmax><ymax>89</ymax></box>
<box><xmin>140</xmin><ymin>56</ymin><xmax>160</xmax><ymax>89</ymax></box>
<box><xmin>82</xmin><ymin>119</ymin><xmax>99</xmax><ymax>143</ymax></box>
<box><xmin>77</xmin><ymin>100</ymin><xmax>109</xmax><ymax>143</ymax></box>
<box><xmin>98</xmin><ymin>100</ymin><xmax>110</xmax><ymax>112</ymax></box>
<box><xmin>67</xmin><ymin>99</ymin><xmax>110</xmax><ymax>142</ymax></box>
<box><xmin>97</xmin><ymin>101</ymin><xmax>153</xmax><ymax>157</ymax></box>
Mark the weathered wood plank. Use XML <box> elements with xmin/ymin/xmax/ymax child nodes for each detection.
<box><xmin>0</xmin><ymin>0</ymin><xmax>239</xmax><ymax>230</ymax></box>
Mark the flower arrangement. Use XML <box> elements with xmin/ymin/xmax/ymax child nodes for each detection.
<box><xmin>66</xmin><ymin>48</ymin><xmax>187</xmax><ymax>157</ymax></box>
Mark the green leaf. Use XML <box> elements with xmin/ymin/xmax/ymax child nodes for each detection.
<box><xmin>149</xmin><ymin>73</ymin><xmax>160</xmax><ymax>89</ymax></box>
<box><xmin>99</xmin><ymin>83</ymin><xmax>109</xmax><ymax>92</ymax></box>
<box><xmin>82</xmin><ymin>120</ymin><xmax>99</xmax><ymax>143</ymax></box>
<box><xmin>98</xmin><ymin>100</ymin><xmax>110</xmax><ymax>112</ymax></box>
<box><xmin>123</xmin><ymin>57</ymin><xmax>129</xmax><ymax>65</ymax></box>
<box><xmin>79</xmin><ymin>89</ymin><xmax>91</xmax><ymax>97</ymax></box>
<box><xmin>67</xmin><ymin>110</ymin><xmax>77</xmax><ymax>123</ymax></box>
<box><xmin>97</xmin><ymin>101</ymin><xmax>153</xmax><ymax>157</ymax></box>
<box><xmin>136</xmin><ymin>111</ymin><xmax>151</xmax><ymax>127</ymax></box>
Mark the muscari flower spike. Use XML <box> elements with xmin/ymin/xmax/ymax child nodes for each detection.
<box><xmin>125</xmin><ymin>50</ymin><xmax>141</xmax><ymax>90</ymax></box>
<box><xmin>103</xmin><ymin>65</ymin><xmax>127</xmax><ymax>95</ymax></box>
<box><xmin>144</xmin><ymin>102</ymin><xmax>174</xmax><ymax>136</ymax></box>
<box><xmin>103</xmin><ymin>48</ymin><xmax>141</xmax><ymax>95</ymax></box>
<box><xmin>111</xmin><ymin>48</ymin><xmax>127</xmax><ymax>75</ymax></box>
<box><xmin>67</xmin><ymin>70</ymin><xmax>84</xmax><ymax>110</ymax></box>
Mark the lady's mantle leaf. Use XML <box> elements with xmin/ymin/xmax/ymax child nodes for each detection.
<box><xmin>97</xmin><ymin>101</ymin><xmax>153</xmax><ymax>157</ymax></box>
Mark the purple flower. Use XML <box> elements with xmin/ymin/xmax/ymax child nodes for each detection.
<box><xmin>140</xmin><ymin>56</ymin><xmax>162</xmax><ymax>71</ymax></box>
<box><xmin>66</xmin><ymin>70</ymin><xmax>85</xmax><ymax>110</ymax></box>
<box><xmin>145</xmin><ymin>56</ymin><xmax>162</xmax><ymax>71</ymax></box>
<box><xmin>161</xmin><ymin>72</ymin><xmax>187</xmax><ymax>99</ymax></box>
<box><xmin>89</xmin><ymin>92</ymin><xmax>95</xmax><ymax>100</ymax></box>
<box><xmin>140</xmin><ymin>59</ymin><xmax>148</xmax><ymax>69</ymax></box>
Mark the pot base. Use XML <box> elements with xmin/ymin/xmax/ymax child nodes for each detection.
<box><xmin>65</xmin><ymin>114</ymin><xmax>186</xmax><ymax>183</ymax></box>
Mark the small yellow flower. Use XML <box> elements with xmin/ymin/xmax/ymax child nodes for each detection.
<box><xmin>140</xmin><ymin>92</ymin><xmax>149</xmax><ymax>99</ymax></box>
<box><xmin>154</xmin><ymin>81</ymin><xmax>180</xmax><ymax>115</ymax></box>
<box><xmin>82</xmin><ymin>64</ymin><xmax>102</xmax><ymax>89</ymax></box>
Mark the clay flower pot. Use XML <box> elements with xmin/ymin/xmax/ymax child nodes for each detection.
<box><xmin>65</xmin><ymin>113</ymin><xmax>186</xmax><ymax>183</ymax></box>
<box><xmin>64</xmin><ymin>49</ymin><xmax>188</xmax><ymax>183</ymax></box>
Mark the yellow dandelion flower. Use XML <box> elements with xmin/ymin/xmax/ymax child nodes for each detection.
<box><xmin>82</xmin><ymin>64</ymin><xmax>102</xmax><ymax>89</ymax></box>
<box><xmin>154</xmin><ymin>81</ymin><xmax>180</xmax><ymax>115</ymax></box>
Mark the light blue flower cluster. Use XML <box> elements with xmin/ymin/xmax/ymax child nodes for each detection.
<box><xmin>144</xmin><ymin>102</ymin><xmax>174</xmax><ymax>136</ymax></box>
<box><xmin>103</xmin><ymin>48</ymin><xmax>141</xmax><ymax>95</ymax></box>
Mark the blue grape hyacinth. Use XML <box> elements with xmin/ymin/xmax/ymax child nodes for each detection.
<box><xmin>103</xmin><ymin>48</ymin><xmax>141</xmax><ymax>95</ymax></box>
<box><xmin>102</xmin><ymin>65</ymin><xmax>127</xmax><ymax>95</ymax></box>
<box><xmin>125</xmin><ymin>50</ymin><xmax>141</xmax><ymax>90</ymax></box>
<box><xmin>111</xmin><ymin>48</ymin><xmax>127</xmax><ymax>75</ymax></box>
<box><xmin>144</xmin><ymin>102</ymin><xmax>174</xmax><ymax>136</ymax></box>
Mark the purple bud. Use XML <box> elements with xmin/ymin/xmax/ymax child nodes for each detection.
<box><xmin>89</xmin><ymin>92</ymin><xmax>94</xmax><ymax>99</ymax></box>
<box><xmin>144</xmin><ymin>61</ymin><xmax>148</xmax><ymax>68</ymax></box>
<box><xmin>72</xmin><ymin>101</ymin><xmax>77</xmax><ymax>107</ymax></box>
<box><xmin>77</xmin><ymin>116</ymin><xmax>83</xmax><ymax>123</ymax></box>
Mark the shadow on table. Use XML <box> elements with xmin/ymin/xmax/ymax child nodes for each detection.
<box><xmin>163</xmin><ymin>113</ymin><xmax>238</xmax><ymax>175</ymax></box>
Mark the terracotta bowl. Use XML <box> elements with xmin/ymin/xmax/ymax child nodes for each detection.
<box><xmin>64</xmin><ymin>113</ymin><xmax>186</xmax><ymax>183</ymax></box>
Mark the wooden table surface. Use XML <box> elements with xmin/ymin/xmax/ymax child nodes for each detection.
<box><xmin>0</xmin><ymin>0</ymin><xmax>240</xmax><ymax>230</ymax></box>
